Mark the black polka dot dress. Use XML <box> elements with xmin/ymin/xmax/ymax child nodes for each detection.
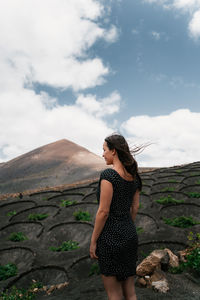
<box><xmin>96</xmin><ymin>168</ymin><xmax>141</xmax><ymax>281</ymax></box>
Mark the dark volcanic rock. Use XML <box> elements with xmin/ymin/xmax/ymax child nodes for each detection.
<box><xmin>0</xmin><ymin>162</ymin><xmax>200</xmax><ymax>299</ymax></box>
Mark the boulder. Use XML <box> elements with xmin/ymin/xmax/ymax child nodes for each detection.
<box><xmin>152</xmin><ymin>278</ymin><xmax>169</xmax><ymax>293</ymax></box>
<box><xmin>164</xmin><ymin>248</ymin><xmax>179</xmax><ymax>268</ymax></box>
<box><xmin>136</xmin><ymin>249</ymin><xmax>167</xmax><ymax>276</ymax></box>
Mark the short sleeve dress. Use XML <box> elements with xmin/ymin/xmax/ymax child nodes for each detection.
<box><xmin>96</xmin><ymin>168</ymin><xmax>141</xmax><ymax>281</ymax></box>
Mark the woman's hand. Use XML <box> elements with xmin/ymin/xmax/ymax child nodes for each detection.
<box><xmin>90</xmin><ymin>241</ymin><xmax>98</xmax><ymax>259</ymax></box>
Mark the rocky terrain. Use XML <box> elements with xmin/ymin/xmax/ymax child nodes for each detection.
<box><xmin>0</xmin><ymin>161</ymin><xmax>200</xmax><ymax>299</ymax></box>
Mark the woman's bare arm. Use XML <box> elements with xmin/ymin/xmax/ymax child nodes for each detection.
<box><xmin>91</xmin><ymin>179</ymin><xmax>113</xmax><ymax>244</ymax></box>
<box><xmin>130</xmin><ymin>190</ymin><xmax>140</xmax><ymax>222</ymax></box>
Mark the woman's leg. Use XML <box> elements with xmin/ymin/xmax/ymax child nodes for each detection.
<box><xmin>121</xmin><ymin>276</ymin><xmax>137</xmax><ymax>300</ymax></box>
<box><xmin>101</xmin><ymin>275</ymin><xmax>123</xmax><ymax>300</ymax></box>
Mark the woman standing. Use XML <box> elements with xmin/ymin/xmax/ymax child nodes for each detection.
<box><xmin>90</xmin><ymin>133</ymin><xmax>142</xmax><ymax>300</ymax></box>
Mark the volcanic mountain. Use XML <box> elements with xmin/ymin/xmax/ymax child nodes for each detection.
<box><xmin>0</xmin><ymin>139</ymin><xmax>106</xmax><ymax>194</ymax></box>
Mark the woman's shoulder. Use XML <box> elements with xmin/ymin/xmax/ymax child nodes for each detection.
<box><xmin>100</xmin><ymin>168</ymin><xmax>116</xmax><ymax>181</ymax></box>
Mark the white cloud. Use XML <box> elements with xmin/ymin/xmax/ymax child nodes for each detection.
<box><xmin>0</xmin><ymin>0</ymin><xmax>122</xmax><ymax>162</ymax></box>
<box><xmin>0</xmin><ymin>0</ymin><xmax>117</xmax><ymax>91</ymax></box>
<box><xmin>76</xmin><ymin>91</ymin><xmax>121</xmax><ymax>117</ymax></box>
<box><xmin>151</xmin><ymin>31</ymin><xmax>161</xmax><ymax>40</ymax></box>
<box><xmin>0</xmin><ymin>89</ymin><xmax>120</xmax><ymax>162</ymax></box>
<box><xmin>144</xmin><ymin>0</ymin><xmax>200</xmax><ymax>39</ymax></box>
<box><xmin>189</xmin><ymin>9</ymin><xmax>200</xmax><ymax>38</ymax></box>
<box><xmin>103</xmin><ymin>25</ymin><xmax>119</xmax><ymax>43</ymax></box>
<box><xmin>121</xmin><ymin>109</ymin><xmax>200</xmax><ymax>167</ymax></box>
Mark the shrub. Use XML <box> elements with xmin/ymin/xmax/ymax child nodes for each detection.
<box><xmin>6</xmin><ymin>210</ymin><xmax>17</xmax><ymax>217</ymax></box>
<box><xmin>0</xmin><ymin>286</ymin><xmax>35</xmax><ymax>300</ymax></box>
<box><xmin>168</xmin><ymin>179</ymin><xmax>179</xmax><ymax>183</ymax></box>
<box><xmin>156</xmin><ymin>195</ymin><xmax>184</xmax><ymax>205</ymax></box>
<box><xmin>161</xmin><ymin>187</ymin><xmax>175</xmax><ymax>192</ymax></box>
<box><xmin>188</xmin><ymin>192</ymin><xmax>200</xmax><ymax>198</ymax></box>
<box><xmin>0</xmin><ymin>263</ymin><xmax>17</xmax><ymax>281</ymax></box>
<box><xmin>169</xmin><ymin>232</ymin><xmax>200</xmax><ymax>275</ymax></box>
<box><xmin>73</xmin><ymin>210</ymin><xmax>91</xmax><ymax>221</ymax></box>
<box><xmin>163</xmin><ymin>216</ymin><xmax>200</xmax><ymax>228</ymax></box>
<box><xmin>28</xmin><ymin>213</ymin><xmax>49</xmax><ymax>221</ymax></box>
<box><xmin>175</xmin><ymin>170</ymin><xmax>183</xmax><ymax>173</ymax></box>
<box><xmin>136</xmin><ymin>227</ymin><xmax>144</xmax><ymax>234</ymax></box>
<box><xmin>140</xmin><ymin>191</ymin><xmax>147</xmax><ymax>195</ymax></box>
<box><xmin>60</xmin><ymin>199</ymin><xmax>77</xmax><ymax>207</ymax></box>
<box><xmin>185</xmin><ymin>246</ymin><xmax>200</xmax><ymax>274</ymax></box>
<box><xmin>8</xmin><ymin>232</ymin><xmax>28</xmax><ymax>242</ymax></box>
<box><xmin>49</xmin><ymin>240</ymin><xmax>79</xmax><ymax>252</ymax></box>
<box><xmin>89</xmin><ymin>263</ymin><xmax>100</xmax><ymax>276</ymax></box>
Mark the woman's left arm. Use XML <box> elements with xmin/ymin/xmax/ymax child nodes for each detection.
<box><xmin>90</xmin><ymin>179</ymin><xmax>113</xmax><ymax>259</ymax></box>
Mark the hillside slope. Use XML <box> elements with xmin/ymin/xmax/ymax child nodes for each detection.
<box><xmin>0</xmin><ymin>139</ymin><xmax>106</xmax><ymax>194</ymax></box>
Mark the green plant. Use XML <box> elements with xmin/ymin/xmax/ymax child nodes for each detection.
<box><xmin>49</xmin><ymin>240</ymin><xmax>79</xmax><ymax>252</ymax></box>
<box><xmin>28</xmin><ymin>213</ymin><xmax>49</xmax><ymax>221</ymax></box>
<box><xmin>185</xmin><ymin>247</ymin><xmax>200</xmax><ymax>274</ymax></box>
<box><xmin>161</xmin><ymin>187</ymin><xmax>175</xmax><ymax>192</ymax></box>
<box><xmin>0</xmin><ymin>263</ymin><xmax>17</xmax><ymax>281</ymax></box>
<box><xmin>187</xmin><ymin>231</ymin><xmax>200</xmax><ymax>246</ymax></box>
<box><xmin>175</xmin><ymin>170</ymin><xmax>183</xmax><ymax>173</ymax></box>
<box><xmin>136</xmin><ymin>227</ymin><xmax>144</xmax><ymax>234</ymax></box>
<box><xmin>0</xmin><ymin>286</ymin><xmax>36</xmax><ymax>300</ymax></box>
<box><xmin>169</xmin><ymin>232</ymin><xmax>200</xmax><ymax>275</ymax></box>
<box><xmin>163</xmin><ymin>216</ymin><xmax>200</xmax><ymax>228</ymax></box>
<box><xmin>190</xmin><ymin>172</ymin><xmax>200</xmax><ymax>176</ymax></box>
<box><xmin>60</xmin><ymin>199</ymin><xmax>77</xmax><ymax>207</ymax></box>
<box><xmin>140</xmin><ymin>191</ymin><xmax>147</xmax><ymax>195</ymax></box>
<box><xmin>139</xmin><ymin>203</ymin><xmax>143</xmax><ymax>209</ymax></box>
<box><xmin>196</xmin><ymin>180</ymin><xmax>200</xmax><ymax>185</ymax></box>
<box><xmin>30</xmin><ymin>280</ymin><xmax>43</xmax><ymax>289</ymax></box>
<box><xmin>188</xmin><ymin>192</ymin><xmax>200</xmax><ymax>198</ymax></box>
<box><xmin>89</xmin><ymin>263</ymin><xmax>100</xmax><ymax>276</ymax></box>
<box><xmin>42</xmin><ymin>197</ymin><xmax>48</xmax><ymax>201</ymax></box>
<box><xmin>73</xmin><ymin>210</ymin><xmax>91</xmax><ymax>221</ymax></box>
<box><xmin>168</xmin><ymin>262</ymin><xmax>185</xmax><ymax>274</ymax></box>
<box><xmin>8</xmin><ymin>232</ymin><xmax>28</xmax><ymax>242</ymax></box>
<box><xmin>6</xmin><ymin>210</ymin><xmax>17</xmax><ymax>217</ymax></box>
<box><xmin>140</xmin><ymin>251</ymin><xmax>150</xmax><ymax>258</ymax></box>
<box><xmin>156</xmin><ymin>195</ymin><xmax>184</xmax><ymax>205</ymax></box>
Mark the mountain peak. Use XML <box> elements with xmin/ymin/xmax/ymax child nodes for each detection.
<box><xmin>0</xmin><ymin>139</ymin><xmax>105</xmax><ymax>194</ymax></box>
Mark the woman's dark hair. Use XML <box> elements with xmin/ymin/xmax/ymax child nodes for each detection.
<box><xmin>105</xmin><ymin>133</ymin><xmax>142</xmax><ymax>190</ymax></box>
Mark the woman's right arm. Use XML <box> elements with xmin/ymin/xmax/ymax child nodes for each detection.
<box><xmin>130</xmin><ymin>190</ymin><xmax>140</xmax><ymax>222</ymax></box>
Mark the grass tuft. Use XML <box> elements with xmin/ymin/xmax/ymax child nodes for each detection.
<box><xmin>6</xmin><ymin>210</ymin><xmax>17</xmax><ymax>217</ymax></box>
<box><xmin>60</xmin><ymin>199</ymin><xmax>77</xmax><ymax>207</ymax></box>
<box><xmin>156</xmin><ymin>195</ymin><xmax>184</xmax><ymax>205</ymax></box>
<box><xmin>73</xmin><ymin>210</ymin><xmax>91</xmax><ymax>221</ymax></box>
<box><xmin>0</xmin><ymin>263</ymin><xmax>17</xmax><ymax>281</ymax></box>
<box><xmin>8</xmin><ymin>232</ymin><xmax>28</xmax><ymax>242</ymax></box>
<box><xmin>163</xmin><ymin>216</ymin><xmax>200</xmax><ymax>228</ymax></box>
<box><xmin>28</xmin><ymin>213</ymin><xmax>49</xmax><ymax>221</ymax></box>
<box><xmin>188</xmin><ymin>192</ymin><xmax>200</xmax><ymax>198</ymax></box>
<box><xmin>89</xmin><ymin>263</ymin><xmax>100</xmax><ymax>276</ymax></box>
<box><xmin>49</xmin><ymin>240</ymin><xmax>79</xmax><ymax>252</ymax></box>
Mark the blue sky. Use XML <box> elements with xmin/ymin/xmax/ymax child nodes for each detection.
<box><xmin>0</xmin><ymin>0</ymin><xmax>200</xmax><ymax>167</ymax></box>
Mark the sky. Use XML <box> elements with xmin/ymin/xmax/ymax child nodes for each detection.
<box><xmin>0</xmin><ymin>0</ymin><xmax>200</xmax><ymax>167</ymax></box>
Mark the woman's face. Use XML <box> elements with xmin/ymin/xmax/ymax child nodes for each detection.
<box><xmin>102</xmin><ymin>141</ymin><xmax>114</xmax><ymax>165</ymax></box>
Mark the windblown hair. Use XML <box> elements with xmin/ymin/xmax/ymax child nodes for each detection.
<box><xmin>105</xmin><ymin>133</ymin><xmax>142</xmax><ymax>190</ymax></box>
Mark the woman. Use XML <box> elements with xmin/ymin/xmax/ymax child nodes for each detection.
<box><xmin>90</xmin><ymin>133</ymin><xmax>142</xmax><ymax>300</ymax></box>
